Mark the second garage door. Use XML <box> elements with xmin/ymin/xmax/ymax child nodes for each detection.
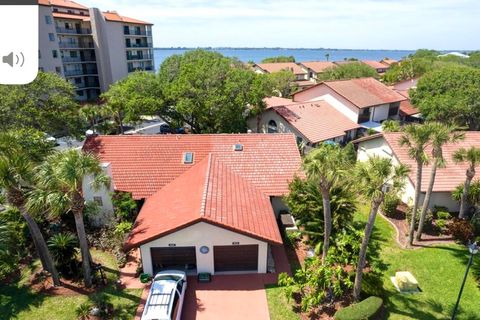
<box><xmin>151</xmin><ymin>246</ymin><xmax>197</xmax><ymax>273</ymax></box>
<box><xmin>214</xmin><ymin>245</ymin><xmax>258</xmax><ymax>272</ymax></box>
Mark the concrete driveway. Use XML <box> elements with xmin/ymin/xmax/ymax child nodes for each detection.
<box><xmin>182</xmin><ymin>274</ymin><xmax>270</xmax><ymax>320</ymax></box>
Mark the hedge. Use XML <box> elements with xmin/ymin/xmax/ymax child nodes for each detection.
<box><xmin>334</xmin><ymin>296</ymin><xmax>383</xmax><ymax>320</ymax></box>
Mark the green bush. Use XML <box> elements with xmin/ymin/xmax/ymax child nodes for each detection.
<box><xmin>436</xmin><ymin>211</ymin><xmax>451</xmax><ymax>220</ymax></box>
<box><xmin>334</xmin><ymin>296</ymin><xmax>383</xmax><ymax>320</ymax></box>
<box><xmin>471</xmin><ymin>212</ymin><xmax>480</xmax><ymax>236</ymax></box>
<box><xmin>111</xmin><ymin>191</ymin><xmax>137</xmax><ymax>222</ymax></box>
<box><xmin>47</xmin><ymin>232</ymin><xmax>78</xmax><ymax>276</ymax></box>
<box><xmin>381</xmin><ymin>193</ymin><xmax>400</xmax><ymax>217</ymax></box>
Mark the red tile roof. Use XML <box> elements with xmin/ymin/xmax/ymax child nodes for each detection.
<box><xmin>39</xmin><ymin>0</ymin><xmax>88</xmax><ymax>10</ymax></box>
<box><xmin>294</xmin><ymin>78</ymin><xmax>406</xmax><ymax>109</ymax></box>
<box><xmin>399</xmin><ymin>100</ymin><xmax>419</xmax><ymax>116</ymax></box>
<box><xmin>383</xmin><ymin>132</ymin><xmax>480</xmax><ymax>192</ymax></box>
<box><xmin>255</xmin><ymin>63</ymin><xmax>307</xmax><ymax>75</ymax></box>
<box><xmin>103</xmin><ymin>11</ymin><xmax>152</xmax><ymax>25</ymax></box>
<box><xmin>264</xmin><ymin>96</ymin><xmax>294</xmax><ymax>109</ymax></box>
<box><xmin>52</xmin><ymin>12</ymin><xmax>90</xmax><ymax>21</ymax></box>
<box><xmin>83</xmin><ymin>134</ymin><xmax>301</xmax><ymax>199</ymax></box>
<box><xmin>300</xmin><ymin>61</ymin><xmax>336</xmax><ymax>73</ymax></box>
<box><xmin>272</xmin><ymin>101</ymin><xmax>360</xmax><ymax>143</ymax></box>
<box><xmin>362</xmin><ymin>60</ymin><xmax>389</xmax><ymax>70</ymax></box>
<box><xmin>381</xmin><ymin>58</ymin><xmax>398</xmax><ymax>66</ymax></box>
<box><xmin>126</xmin><ymin>154</ymin><xmax>282</xmax><ymax>248</ymax></box>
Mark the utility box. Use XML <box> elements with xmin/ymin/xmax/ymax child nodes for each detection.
<box><xmin>395</xmin><ymin>271</ymin><xmax>418</xmax><ymax>292</ymax></box>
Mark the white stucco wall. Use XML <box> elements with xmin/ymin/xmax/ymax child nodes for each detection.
<box><xmin>247</xmin><ymin>109</ymin><xmax>309</xmax><ymax>143</ymax></box>
<box><xmin>370</xmin><ymin>104</ymin><xmax>390</xmax><ymax>122</ymax></box>
<box><xmin>38</xmin><ymin>5</ymin><xmax>63</xmax><ymax>75</ymax></box>
<box><xmin>139</xmin><ymin>222</ymin><xmax>269</xmax><ymax>275</ymax></box>
<box><xmin>82</xmin><ymin>162</ymin><xmax>115</xmax><ymax>225</ymax></box>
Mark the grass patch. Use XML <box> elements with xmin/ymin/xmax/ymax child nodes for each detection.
<box><xmin>357</xmin><ymin>205</ymin><xmax>480</xmax><ymax>320</ymax></box>
<box><xmin>0</xmin><ymin>250</ymin><xmax>142</xmax><ymax>320</ymax></box>
<box><xmin>265</xmin><ymin>284</ymin><xmax>299</xmax><ymax>320</ymax></box>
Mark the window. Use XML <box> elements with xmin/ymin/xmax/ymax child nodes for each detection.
<box><xmin>93</xmin><ymin>196</ymin><xmax>103</xmax><ymax>206</ymax></box>
<box><xmin>123</xmin><ymin>26</ymin><xmax>129</xmax><ymax>34</ymax></box>
<box><xmin>267</xmin><ymin>120</ymin><xmax>277</xmax><ymax>133</ymax></box>
<box><xmin>296</xmin><ymin>136</ymin><xmax>303</xmax><ymax>145</ymax></box>
<box><xmin>45</xmin><ymin>15</ymin><xmax>52</xmax><ymax>25</ymax></box>
<box><xmin>39</xmin><ymin>67</ymin><xmax>44</xmax><ymax>72</ymax></box>
<box><xmin>233</xmin><ymin>144</ymin><xmax>243</xmax><ymax>151</ymax></box>
<box><xmin>74</xmin><ymin>77</ymin><xmax>82</xmax><ymax>84</ymax></box>
<box><xmin>55</xmin><ymin>66</ymin><xmax>62</xmax><ymax>74</ymax></box>
<box><xmin>48</xmin><ymin>33</ymin><xmax>55</xmax><ymax>41</ymax></box>
<box><xmin>388</xmin><ymin>104</ymin><xmax>400</xmax><ymax>117</ymax></box>
<box><xmin>70</xmin><ymin>51</ymin><xmax>78</xmax><ymax>58</ymax></box>
<box><xmin>52</xmin><ymin>50</ymin><xmax>58</xmax><ymax>58</ymax></box>
<box><xmin>183</xmin><ymin>152</ymin><xmax>194</xmax><ymax>164</ymax></box>
<box><xmin>76</xmin><ymin>90</ymin><xmax>84</xmax><ymax>96</ymax></box>
<box><xmin>38</xmin><ymin>50</ymin><xmax>41</xmax><ymax>58</ymax></box>
<box><xmin>53</xmin><ymin>8</ymin><xmax>58</xmax><ymax>12</ymax></box>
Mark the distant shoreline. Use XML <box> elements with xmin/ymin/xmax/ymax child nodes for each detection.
<box><xmin>153</xmin><ymin>47</ymin><xmax>473</xmax><ymax>52</ymax></box>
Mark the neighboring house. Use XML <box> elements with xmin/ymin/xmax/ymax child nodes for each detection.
<box><xmin>438</xmin><ymin>52</ymin><xmax>469</xmax><ymax>58</ymax></box>
<box><xmin>263</xmin><ymin>96</ymin><xmax>294</xmax><ymax>108</ymax></box>
<box><xmin>248</xmin><ymin>101</ymin><xmax>360</xmax><ymax>148</ymax></box>
<box><xmin>82</xmin><ymin>134</ymin><xmax>301</xmax><ymax>275</ymax></box>
<box><xmin>292</xmin><ymin>77</ymin><xmax>407</xmax><ymax>131</ymax></box>
<box><xmin>355</xmin><ymin>132</ymin><xmax>480</xmax><ymax>211</ymax></box>
<box><xmin>38</xmin><ymin>0</ymin><xmax>154</xmax><ymax>101</ymax></box>
<box><xmin>389</xmin><ymin>78</ymin><xmax>421</xmax><ymax>121</ymax></box>
<box><xmin>253</xmin><ymin>62</ymin><xmax>309</xmax><ymax>81</ymax></box>
<box><xmin>380</xmin><ymin>58</ymin><xmax>398</xmax><ymax>66</ymax></box>
<box><xmin>300</xmin><ymin>61</ymin><xmax>336</xmax><ymax>81</ymax></box>
<box><xmin>361</xmin><ymin>60</ymin><xmax>389</xmax><ymax>73</ymax></box>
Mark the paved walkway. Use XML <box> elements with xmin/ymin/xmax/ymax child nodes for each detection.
<box><xmin>119</xmin><ymin>249</ymin><xmax>144</xmax><ymax>289</ymax></box>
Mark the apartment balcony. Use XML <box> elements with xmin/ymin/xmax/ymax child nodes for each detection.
<box><xmin>59</xmin><ymin>42</ymin><xmax>94</xmax><ymax>49</ymax></box>
<box><xmin>62</xmin><ymin>56</ymin><xmax>96</xmax><ymax>63</ymax></box>
<box><xmin>124</xmin><ymin>30</ymin><xmax>151</xmax><ymax>36</ymax></box>
<box><xmin>56</xmin><ymin>27</ymin><xmax>92</xmax><ymax>35</ymax></box>
<box><xmin>64</xmin><ymin>68</ymin><xmax>98</xmax><ymax>77</ymax></box>
<box><xmin>75</xmin><ymin>81</ymin><xmax>100</xmax><ymax>89</ymax></box>
<box><xmin>126</xmin><ymin>54</ymin><xmax>153</xmax><ymax>61</ymax></box>
<box><xmin>128</xmin><ymin>65</ymin><xmax>154</xmax><ymax>72</ymax></box>
<box><xmin>126</xmin><ymin>42</ymin><xmax>152</xmax><ymax>48</ymax></box>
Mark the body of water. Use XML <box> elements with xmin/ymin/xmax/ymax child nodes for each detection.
<box><xmin>153</xmin><ymin>48</ymin><xmax>416</xmax><ymax>70</ymax></box>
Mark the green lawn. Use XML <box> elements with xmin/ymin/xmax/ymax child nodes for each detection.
<box><xmin>0</xmin><ymin>249</ymin><xmax>142</xmax><ymax>320</ymax></box>
<box><xmin>265</xmin><ymin>204</ymin><xmax>480</xmax><ymax>320</ymax></box>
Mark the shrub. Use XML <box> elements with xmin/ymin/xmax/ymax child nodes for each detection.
<box><xmin>334</xmin><ymin>296</ymin><xmax>383</xmax><ymax>320</ymax></box>
<box><xmin>436</xmin><ymin>211</ymin><xmax>451</xmax><ymax>220</ymax></box>
<box><xmin>434</xmin><ymin>219</ymin><xmax>448</xmax><ymax>233</ymax></box>
<box><xmin>448</xmin><ymin>219</ymin><xmax>475</xmax><ymax>243</ymax></box>
<box><xmin>114</xmin><ymin>221</ymin><xmax>133</xmax><ymax>237</ymax></box>
<box><xmin>75</xmin><ymin>302</ymin><xmax>91</xmax><ymax>320</ymax></box>
<box><xmin>111</xmin><ymin>191</ymin><xmax>137</xmax><ymax>222</ymax></box>
<box><xmin>471</xmin><ymin>212</ymin><xmax>480</xmax><ymax>236</ymax></box>
<box><xmin>381</xmin><ymin>193</ymin><xmax>400</xmax><ymax>217</ymax></box>
<box><xmin>47</xmin><ymin>232</ymin><xmax>78</xmax><ymax>276</ymax></box>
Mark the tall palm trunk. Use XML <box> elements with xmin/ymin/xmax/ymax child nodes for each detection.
<box><xmin>459</xmin><ymin>166</ymin><xmax>475</xmax><ymax>219</ymax></box>
<box><xmin>353</xmin><ymin>197</ymin><xmax>382</xmax><ymax>301</ymax></box>
<box><xmin>416</xmin><ymin>160</ymin><xmax>438</xmax><ymax>240</ymax></box>
<box><xmin>320</xmin><ymin>188</ymin><xmax>332</xmax><ymax>263</ymax></box>
<box><xmin>408</xmin><ymin>160</ymin><xmax>422</xmax><ymax>246</ymax></box>
<box><xmin>72</xmin><ymin>193</ymin><xmax>92</xmax><ymax>287</ymax></box>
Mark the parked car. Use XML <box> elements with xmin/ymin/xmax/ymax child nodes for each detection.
<box><xmin>159</xmin><ymin>123</ymin><xmax>171</xmax><ymax>134</ymax></box>
<box><xmin>141</xmin><ymin>270</ymin><xmax>187</xmax><ymax>320</ymax></box>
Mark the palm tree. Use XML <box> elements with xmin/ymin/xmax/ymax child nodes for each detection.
<box><xmin>453</xmin><ymin>146</ymin><xmax>480</xmax><ymax>219</ymax></box>
<box><xmin>352</xmin><ymin>156</ymin><xmax>409</xmax><ymax>301</ymax></box>
<box><xmin>416</xmin><ymin>123</ymin><xmax>464</xmax><ymax>240</ymax></box>
<box><xmin>0</xmin><ymin>153</ymin><xmax>61</xmax><ymax>286</ymax></box>
<box><xmin>399</xmin><ymin>124</ymin><xmax>434</xmax><ymax>246</ymax></box>
<box><xmin>303</xmin><ymin>143</ymin><xmax>349</xmax><ymax>263</ymax></box>
<box><xmin>28</xmin><ymin>150</ymin><xmax>110</xmax><ymax>287</ymax></box>
<box><xmin>80</xmin><ymin>104</ymin><xmax>101</xmax><ymax>134</ymax></box>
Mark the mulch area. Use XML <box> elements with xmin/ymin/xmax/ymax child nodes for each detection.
<box><xmin>381</xmin><ymin>204</ymin><xmax>455</xmax><ymax>248</ymax></box>
<box><xmin>30</xmin><ymin>270</ymin><xmax>107</xmax><ymax>296</ymax></box>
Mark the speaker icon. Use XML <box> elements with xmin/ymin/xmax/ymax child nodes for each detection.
<box><xmin>2</xmin><ymin>52</ymin><xmax>25</xmax><ymax>68</ymax></box>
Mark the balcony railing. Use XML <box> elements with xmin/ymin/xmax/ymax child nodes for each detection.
<box><xmin>64</xmin><ymin>68</ymin><xmax>98</xmax><ymax>77</ymax></box>
<box><xmin>124</xmin><ymin>30</ymin><xmax>151</xmax><ymax>36</ymax></box>
<box><xmin>125</xmin><ymin>43</ymin><xmax>152</xmax><ymax>48</ymax></box>
<box><xmin>59</xmin><ymin>42</ymin><xmax>94</xmax><ymax>49</ymax></box>
<box><xmin>75</xmin><ymin>82</ymin><xmax>100</xmax><ymax>89</ymax></box>
<box><xmin>126</xmin><ymin>54</ymin><xmax>153</xmax><ymax>61</ymax></box>
<box><xmin>62</xmin><ymin>56</ymin><xmax>96</xmax><ymax>63</ymax></box>
<box><xmin>128</xmin><ymin>66</ymin><xmax>154</xmax><ymax>72</ymax></box>
<box><xmin>56</xmin><ymin>27</ymin><xmax>91</xmax><ymax>35</ymax></box>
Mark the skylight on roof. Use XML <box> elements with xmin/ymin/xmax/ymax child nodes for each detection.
<box><xmin>233</xmin><ymin>144</ymin><xmax>243</xmax><ymax>151</ymax></box>
<box><xmin>183</xmin><ymin>152</ymin><xmax>194</xmax><ymax>164</ymax></box>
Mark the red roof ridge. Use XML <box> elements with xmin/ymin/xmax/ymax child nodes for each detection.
<box><xmin>199</xmin><ymin>153</ymin><xmax>213</xmax><ymax>217</ymax></box>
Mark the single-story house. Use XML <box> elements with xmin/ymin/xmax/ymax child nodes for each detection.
<box><xmin>361</xmin><ymin>60</ymin><xmax>389</xmax><ymax>73</ymax></box>
<box><xmin>380</xmin><ymin>58</ymin><xmax>398</xmax><ymax>66</ymax></box>
<box><xmin>263</xmin><ymin>96</ymin><xmax>294</xmax><ymax>108</ymax></box>
<box><xmin>299</xmin><ymin>61</ymin><xmax>336</xmax><ymax>81</ymax></box>
<box><xmin>248</xmin><ymin>100</ymin><xmax>360</xmax><ymax>148</ymax></box>
<box><xmin>355</xmin><ymin>132</ymin><xmax>480</xmax><ymax>211</ymax></box>
<box><xmin>291</xmin><ymin>77</ymin><xmax>407</xmax><ymax>130</ymax></box>
<box><xmin>252</xmin><ymin>62</ymin><xmax>309</xmax><ymax>81</ymax></box>
<box><xmin>82</xmin><ymin>134</ymin><xmax>302</xmax><ymax>275</ymax></box>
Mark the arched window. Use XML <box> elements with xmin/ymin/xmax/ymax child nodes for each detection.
<box><xmin>268</xmin><ymin>120</ymin><xmax>277</xmax><ymax>133</ymax></box>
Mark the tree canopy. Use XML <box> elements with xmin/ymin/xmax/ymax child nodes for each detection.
<box><xmin>265</xmin><ymin>70</ymin><xmax>298</xmax><ymax>98</ymax></box>
<box><xmin>410</xmin><ymin>64</ymin><xmax>480</xmax><ymax>129</ymax></box>
<box><xmin>0</xmin><ymin>71</ymin><xmax>81</xmax><ymax>137</ymax></box>
<box><xmin>261</xmin><ymin>55</ymin><xmax>296</xmax><ymax>63</ymax></box>
<box><xmin>318</xmin><ymin>62</ymin><xmax>377</xmax><ymax>81</ymax></box>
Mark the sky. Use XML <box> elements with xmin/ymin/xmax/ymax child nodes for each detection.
<box><xmin>79</xmin><ymin>0</ymin><xmax>480</xmax><ymax>50</ymax></box>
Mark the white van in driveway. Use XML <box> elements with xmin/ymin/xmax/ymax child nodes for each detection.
<box><xmin>141</xmin><ymin>271</ymin><xmax>187</xmax><ymax>320</ymax></box>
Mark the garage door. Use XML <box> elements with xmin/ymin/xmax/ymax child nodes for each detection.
<box><xmin>214</xmin><ymin>245</ymin><xmax>258</xmax><ymax>272</ymax></box>
<box><xmin>151</xmin><ymin>247</ymin><xmax>196</xmax><ymax>273</ymax></box>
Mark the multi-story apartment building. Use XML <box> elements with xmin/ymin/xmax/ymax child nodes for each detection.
<box><xmin>38</xmin><ymin>0</ymin><xmax>154</xmax><ymax>101</ymax></box>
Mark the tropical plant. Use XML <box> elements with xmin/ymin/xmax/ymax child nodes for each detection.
<box><xmin>302</xmin><ymin>143</ymin><xmax>352</xmax><ymax>262</ymax></box>
<box><xmin>334</xmin><ymin>296</ymin><xmax>383</xmax><ymax>320</ymax></box>
<box><xmin>453</xmin><ymin>147</ymin><xmax>480</xmax><ymax>218</ymax></box>
<box><xmin>80</xmin><ymin>104</ymin><xmax>102</xmax><ymax>134</ymax></box>
<box><xmin>448</xmin><ymin>219</ymin><xmax>475</xmax><ymax>243</ymax></box>
<box><xmin>0</xmin><ymin>215</ymin><xmax>19</xmax><ymax>280</ymax></box>
<box><xmin>47</xmin><ymin>232</ymin><xmax>78</xmax><ymax>275</ymax></box>
<box><xmin>381</xmin><ymin>192</ymin><xmax>400</xmax><ymax>217</ymax></box>
<box><xmin>352</xmin><ymin>156</ymin><xmax>409</xmax><ymax>300</ymax></box>
<box><xmin>261</xmin><ymin>55</ymin><xmax>295</xmax><ymax>63</ymax></box>
<box><xmin>284</xmin><ymin>177</ymin><xmax>357</xmax><ymax>244</ymax></box>
<box><xmin>278</xmin><ymin>256</ymin><xmax>353</xmax><ymax>313</ymax></box>
<box><xmin>381</xmin><ymin>120</ymin><xmax>402</xmax><ymax>132</ymax></box>
<box><xmin>111</xmin><ymin>191</ymin><xmax>138</xmax><ymax>222</ymax></box>
<box><xmin>28</xmin><ymin>150</ymin><xmax>110</xmax><ymax>287</ymax></box>
<box><xmin>452</xmin><ymin>180</ymin><xmax>480</xmax><ymax>208</ymax></box>
<box><xmin>0</xmin><ymin>130</ymin><xmax>60</xmax><ymax>285</ymax></box>
<box><xmin>399</xmin><ymin>123</ymin><xmax>434</xmax><ymax>245</ymax></box>
<box><xmin>318</xmin><ymin>62</ymin><xmax>377</xmax><ymax>81</ymax></box>
<box><xmin>75</xmin><ymin>302</ymin><xmax>92</xmax><ymax>320</ymax></box>
<box><xmin>416</xmin><ymin>123</ymin><xmax>463</xmax><ymax>240</ymax></box>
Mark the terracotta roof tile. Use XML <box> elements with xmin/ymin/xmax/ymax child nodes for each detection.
<box><xmin>52</xmin><ymin>12</ymin><xmax>90</xmax><ymax>21</ymax></box>
<box><xmin>263</xmin><ymin>96</ymin><xmax>294</xmax><ymax>109</ymax></box>
<box><xmin>272</xmin><ymin>101</ymin><xmax>360</xmax><ymax>143</ymax></box>
<box><xmin>103</xmin><ymin>11</ymin><xmax>152</xmax><ymax>25</ymax></box>
<box><xmin>126</xmin><ymin>154</ymin><xmax>282</xmax><ymax>248</ymax></box>
<box><xmin>399</xmin><ymin>99</ymin><xmax>419</xmax><ymax>116</ymax></box>
<box><xmin>362</xmin><ymin>60</ymin><xmax>389</xmax><ymax>70</ymax></box>
<box><xmin>384</xmin><ymin>132</ymin><xmax>480</xmax><ymax>192</ymax></box>
<box><xmin>41</xmin><ymin>0</ymin><xmax>88</xmax><ymax>10</ymax></box>
<box><xmin>381</xmin><ymin>58</ymin><xmax>398</xmax><ymax>66</ymax></box>
<box><xmin>301</xmin><ymin>61</ymin><xmax>336</xmax><ymax>73</ymax></box>
<box><xmin>83</xmin><ymin>134</ymin><xmax>301</xmax><ymax>199</ymax></box>
<box><xmin>255</xmin><ymin>63</ymin><xmax>307</xmax><ymax>75</ymax></box>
